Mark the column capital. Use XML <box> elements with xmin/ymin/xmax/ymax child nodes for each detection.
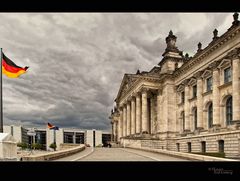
<box><xmin>135</xmin><ymin>91</ymin><xmax>142</xmax><ymax>97</ymax></box>
<box><xmin>141</xmin><ymin>87</ymin><xmax>149</xmax><ymax>93</ymax></box>
<box><xmin>127</xmin><ymin>99</ymin><xmax>131</xmax><ymax>104</ymax></box>
<box><xmin>131</xmin><ymin>97</ymin><xmax>136</xmax><ymax>102</ymax></box>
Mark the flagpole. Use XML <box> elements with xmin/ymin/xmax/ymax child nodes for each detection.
<box><xmin>0</xmin><ymin>48</ymin><xmax>3</xmax><ymax>133</ymax></box>
<box><xmin>54</xmin><ymin>129</ymin><xmax>56</xmax><ymax>151</ymax></box>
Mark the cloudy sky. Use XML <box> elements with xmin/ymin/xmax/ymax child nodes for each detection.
<box><xmin>0</xmin><ymin>13</ymin><xmax>234</xmax><ymax>131</ymax></box>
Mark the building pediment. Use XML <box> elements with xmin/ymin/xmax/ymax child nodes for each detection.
<box><xmin>188</xmin><ymin>78</ymin><xmax>197</xmax><ymax>86</ymax></box>
<box><xmin>201</xmin><ymin>69</ymin><xmax>212</xmax><ymax>79</ymax></box>
<box><xmin>115</xmin><ymin>74</ymin><xmax>140</xmax><ymax>102</ymax></box>
<box><xmin>115</xmin><ymin>73</ymin><xmax>162</xmax><ymax>103</ymax></box>
<box><xmin>218</xmin><ymin>59</ymin><xmax>231</xmax><ymax>69</ymax></box>
<box><xmin>176</xmin><ymin>84</ymin><xmax>185</xmax><ymax>92</ymax></box>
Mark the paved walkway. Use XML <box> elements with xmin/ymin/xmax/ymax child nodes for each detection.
<box><xmin>56</xmin><ymin>147</ymin><xmax>94</xmax><ymax>161</ymax></box>
<box><xmin>56</xmin><ymin>147</ymin><xmax>189</xmax><ymax>161</ymax></box>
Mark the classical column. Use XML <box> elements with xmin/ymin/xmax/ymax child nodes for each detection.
<box><xmin>157</xmin><ymin>89</ymin><xmax>162</xmax><ymax>133</ymax></box>
<box><xmin>111</xmin><ymin>121</ymin><xmax>114</xmax><ymax>141</ymax></box>
<box><xmin>197</xmin><ymin>76</ymin><xmax>203</xmax><ymax>129</ymax></box>
<box><xmin>113</xmin><ymin>121</ymin><xmax>116</xmax><ymax>142</ymax></box>
<box><xmin>184</xmin><ymin>83</ymin><xmax>190</xmax><ymax>131</ymax></box>
<box><xmin>73</xmin><ymin>132</ymin><xmax>76</xmax><ymax>144</ymax></box>
<box><xmin>115</xmin><ymin>121</ymin><xmax>118</xmax><ymax>142</ymax></box>
<box><xmin>119</xmin><ymin>108</ymin><xmax>123</xmax><ymax>139</ymax></box>
<box><xmin>212</xmin><ymin>68</ymin><xmax>220</xmax><ymax>126</ymax></box>
<box><xmin>127</xmin><ymin>101</ymin><xmax>131</xmax><ymax>136</ymax></box>
<box><xmin>131</xmin><ymin>97</ymin><xmax>136</xmax><ymax>135</ymax></box>
<box><xmin>141</xmin><ymin>89</ymin><xmax>149</xmax><ymax>133</ymax></box>
<box><xmin>232</xmin><ymin>58</ymin><xmax>240</xmax><ymax>122</ymax></box>
<box><xmin>123</xmin><ymin>105</ymin><xmax>127</xmax><ymax>137</ymax></box>
<box><xmin>150</xmin><ymin>95</ymin><xmax>155</xmax><ymax>134</ymax></box>
<box><xmin>135</xmin><ymin>93</ymin><xmax>141</xmax><ymax>134</ymax></box>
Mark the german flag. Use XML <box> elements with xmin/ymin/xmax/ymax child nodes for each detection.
<box><xmin>2</xmin><ymin>53</ymin><xmax>29</xmax><ymax>78</ymax></box>
<box><xmin>47</xmin><ymin>123</ymin><xmax>59</xmax><ymax>130</ymax></box>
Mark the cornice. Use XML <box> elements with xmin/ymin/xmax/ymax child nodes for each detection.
<box><xmin>173</xmin><ymin>25</ymin><xmax>240</xmax><ymax>78</ymax></box>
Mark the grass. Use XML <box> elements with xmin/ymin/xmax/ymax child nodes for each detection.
<box><xmin>191</xmin><ymin>152</ymin><xmax>225</xmax><ymax>158</ymax></box>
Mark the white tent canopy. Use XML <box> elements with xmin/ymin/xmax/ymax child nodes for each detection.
<box><xmin>0</xmin><ymin>133</ymin><xmax>17</xmax><ymax>160</ymax></box>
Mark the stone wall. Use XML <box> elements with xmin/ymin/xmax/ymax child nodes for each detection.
<box><xmin>122</xmin><ymin>130</ymin><xmax>240</xmax><ymax>158</ymax></box>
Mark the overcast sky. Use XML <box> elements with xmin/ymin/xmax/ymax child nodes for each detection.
<box><xmin>0</xmin><ymin>13</ymin><xmax>233</xmax><ymax>131</ymax></box>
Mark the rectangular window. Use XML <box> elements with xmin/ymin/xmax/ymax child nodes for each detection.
<box><xmin>224</xmin><ymin>67</ymin><xmax>231</xmax><ymax>84</ymax></box>
<box><xmin>201</xmin><ymin>141</ymin><xmax>206</xmax><ymax>153</ymax></box>
<box><xmin>192</xmin><ymin>85</ymin><xmax>197</xmax><ymax>98</ymax></box>
<box><xmin>206</xmin><ymin>77</ymin><xmax>212</xmax><ymax>92</ymax></box>
<box><xmin>176</xmin><ymin>143</ymin><xmax>180</xmax><ymax>152</ymax></box>
<box><xmin>181</xmin><ymin>91</ymin><xmax>185</xmax><ymax>103</ymax></box>
<box><xmin>187</xmin><ymin>142</ymin><xmax>191</xmax><ymax>153</ymax></box>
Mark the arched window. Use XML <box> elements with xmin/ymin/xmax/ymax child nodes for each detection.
<box><xmin>181</xmin><ymin>111</ymin><xmax>185</xmax><ymax>131</ymax></box>
<box><xmin>226</xmin><ymin>96</ymin><xmax>232</xmax><ymax>125</ymax></box>
<box><xmin>208</xmin><ymin>103</ymin><xmax>213</xmax><ymax>128</ymax></box>
<box><xmin>193</xmin><ymin>108</ymin><xmax>197</xmax><ymax>130</ymax></box>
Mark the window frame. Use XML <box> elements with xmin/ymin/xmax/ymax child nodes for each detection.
<box><xmin>208</xmin><ymin>103</ymin><xmax>213</xmax><ymax>128</ymax></box>
<box><xmin>226</xmin><ymin>96</ymin><xmax>232</xmax><ymax>126</ymax></box>
<box><xmin>224</xmin><ymin>67</ymin><xmax>232</xmax><ymax>84</ymax></box>
<box><xmin>192</xmin><ymin>84</ymin><xmax>197</xmax><ymax>98</ymax></box>
<box><xmin>206</xmin><ymin>76</ymin><xmax>213</xmax><ymax>92</ymax></box>
<box><xmin>181</xmin><ymin>91</ymin><xmax>185</xmax><ymax>104</ymax></box>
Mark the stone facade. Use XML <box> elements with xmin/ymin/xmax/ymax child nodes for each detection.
<box><xmin>109</xmin><ymin>13</ymin><xmax>240</xmax><ymax>158</ymax></box>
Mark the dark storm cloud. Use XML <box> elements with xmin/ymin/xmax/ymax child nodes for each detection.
<box><xmin>0</xmin><ymin>13</ymin><xmax>233</xmax><ymax>131</ymax></box>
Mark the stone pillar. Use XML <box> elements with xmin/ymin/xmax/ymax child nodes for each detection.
<box><xmin>135</xmin><ymin>93</ymin><xmax>141</xmax><ymax>134</ymax></box>
<box><xmin>111</xmin><ymin>121</ymin><xmax>114</xmax><ymax>141</ymax></box>
<box><xmin>232</xmin><ymin>58</ymin><xmax>240</xmax><ymax>122</ymax></box>
<box><xmin>184</xmin><ymin>84</ymin><xmax>190</xmax><ymax>131</ymax></box>
<box><xmin>141</xmin><ymin>89</ymin><xmax>149</xmax><ymax>133</ymax></box>
<box><xmin>113</xmin><ymin>121</ymin><xmax>116</xmax><ymax>142</ymax></box>
<box><xmin>157</xmin><ymin>89</ymin><xmax>162</xmax><ymax>133</ymax></box>
<box><xmin>123</xmin><ymin>105</ymin><xmax>127</xmax><ymax>137</ymax></box>
<box><xmin>73</xmin><ymin>132</ymin><xmax>76</xmax><ymax>144</ymax></box>
<box><xmin>127</xmin><ymin>101</ymin><xmax>131</xmax><ymax>136</ymax></box>
<box><xmin>131</xmin><ymin>97</ymin><xmax>136</xmax><ymax>135</ymax></box>
<box><xmin>197</xmin><ymin>77</ymin><xmax>203</xmax><ymax>129</ymax></box>
<box><xmin>119</xmin><ymin>108</ymin><xmax>123</xmax><ymax>139</ymax></box>
<box><xmin>212</xmin><ymin>68</ymin><xmax>220</xmax><ymax>126</ymax></box>
<box><xmin>115</xmin><ymin>121</ymin><xmax>118</xmax><ymax>142</ymax></box>
<box><xmin>150</xmin><ymin>95</ymin><xmax>155</xmax><ymax>134</ymax></box>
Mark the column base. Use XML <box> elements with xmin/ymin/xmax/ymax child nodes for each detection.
<box><xmin>197</xmin><ymin>127</ymin><xmax>204</xmax><ymax>131</ymax></box>
<box><xmin>183</xmin><ymin>129</ymin><xmax>191</xmax><ymax>133</ymax></box>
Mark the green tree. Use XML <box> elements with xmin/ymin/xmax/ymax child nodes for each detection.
<box><xmin>50</xmin><ymin>143</ymin><xmax>57</xmax><ymax>151</ymax></box>
<box><xmin>32</xmin><ymin>143</ymin><xmax>43</xmax><ymax>150</ymax></box>
<box><xmin>17</xmin><ymin>142</ymin><xmax>28</xmax><ymax>149</ymax></box>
